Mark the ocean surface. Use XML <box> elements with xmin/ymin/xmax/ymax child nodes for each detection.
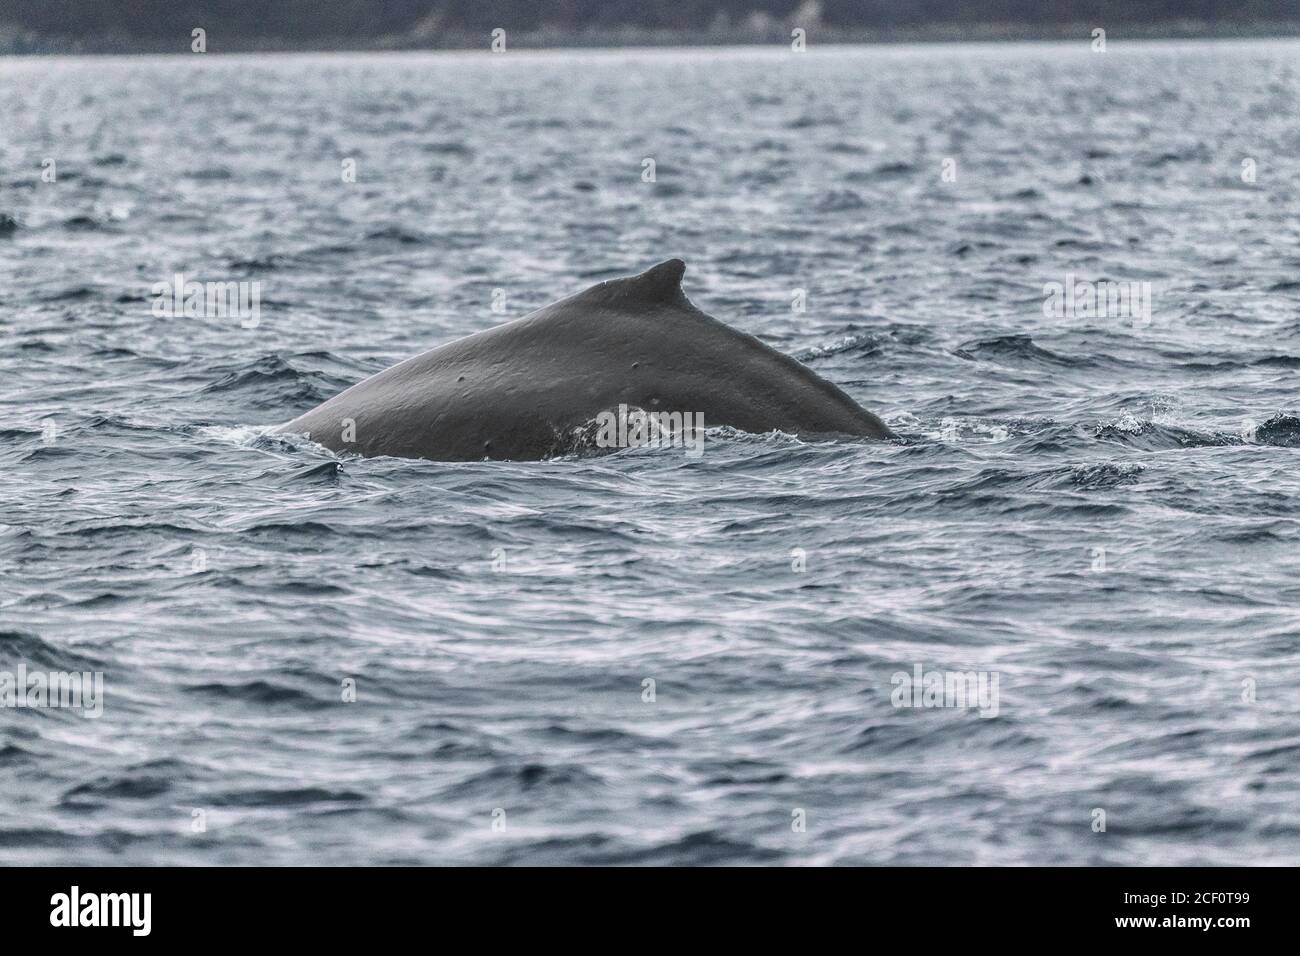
<box><xmin>2</xmin><ymin>40</ymin><xmax>1299</xmax><ymax>866</ymax></box>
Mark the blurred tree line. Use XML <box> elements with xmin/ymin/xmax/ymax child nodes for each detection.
<box><xmin>4</xmin><ymin>0</ymin><xmax>1299</xmax><ymax>45</ymax></box>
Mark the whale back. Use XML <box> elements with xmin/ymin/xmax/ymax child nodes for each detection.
<box><xmin>275</xmin><ymin>259</ymin><xmax>892</xmax><ymax>460</ymax></box>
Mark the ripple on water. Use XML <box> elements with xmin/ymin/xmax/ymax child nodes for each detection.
<box><xmin>2</xmin><ymin>42</ymin><xmax>1299</xmax><ymax>866</ymax></box>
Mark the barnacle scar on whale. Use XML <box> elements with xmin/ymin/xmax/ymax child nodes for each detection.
<box><xmin>274</xmin><ymin>259</ymin><xmax>894</xmax><ymax>461</ymax></box>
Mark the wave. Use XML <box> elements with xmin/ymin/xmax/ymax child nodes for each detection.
<box><xmin>1251</xmin><ymin>413</ymin><xmax>1300</xmax><ymax>447</ymax></box>
<box><xmin>227</xmin><ymin>225</ymin><xmax>433</xmax><ymax>271</ymax></box>
<box><xmin>796</xmin><ymin>324</ymin><xmax>932</xmax><ymax>361</ymax></box>
<box><xmin>1094</xmin><ymin>417</ymin><xmax>1240</xmax><ymax>450</ymax></box>
<box><xmin>1090</xmin><ymin>414</ymin><xmax>1300</xmax><ymax>450</ymax></box>
<box><xmin>62</xmin><ymin>772</ymin><xmax>174</xmax><ymax>805</ymax></box>
<box><xmin>1180</xmin><ymin>355</ymin><xmax>1300</xmax><ymax>371</ymax></box>
<box><xmin>62</xmin><ymin>214</ymin><xmax>108</xmax><ymax>232</ymax></box>
<box><xmin>0</xmin><ymin>630</ymin><xmax>101</xmax><ymax>672</ymax></box>
<box><xmin>937</xmin><ymin>461</ymin><xmax>1144</xmax><ymax>494</ymax></box>
<box><xmin>209</xmin><ymin>787</ymin><xmax>369</xmax><ymax>808</ymax></box>
<box><xmin>814</xmin><ymin>189</ymin><xmax>868</xmax><ymax>212</ymax></box>
<box><xmin>282</xmin><ymin>460</ymin><xmax>345</xmax><ymax>484</ymax></box>
<box><xmin>363</xmin><ymin>224</ymin><xmax>430</xmax><ymax>245</ymax></box>
<box><xmin>183</xmin><ymin>679</ymin><xmax>332</xmax><ymax>709</ymax></box>
<box><xmin>796</xmin><ymin>332</ymin><xmax>883</xmax><ymax>361</ymax></box>
<box><xmin>199</xmin><ymin>353</ymin><xmax>350</xmax><ymax>409</ymax></box>
<box><xmin>442</xmin><ymin>762</ymin><xmax>606</xmax><ymax>800</ymax></box>
<box><xmin>868</xmin><ymin>161</ymin><xmax>917</xmax><ymax>178</ymax></box>
<box><xmin>39</xmin><ymin>285</ymin><xmax>99</xmax><ymax>302</ymax></box>
<box><xmin>955</xmin><ymin>334</ymin><xmax>1083</xmax><ymax>367</ymax></box>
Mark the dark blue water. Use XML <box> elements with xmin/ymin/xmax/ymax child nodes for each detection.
<box><xmin>2</xmin><ymin>41</ymin><xmax>1299</xmax><ymax>864</ymax></box>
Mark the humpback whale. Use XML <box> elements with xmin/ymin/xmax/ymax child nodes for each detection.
<box><xmin>274</xmin><ymin>259</ymin><xmax>893</xmax><ymax>461</ymax></box>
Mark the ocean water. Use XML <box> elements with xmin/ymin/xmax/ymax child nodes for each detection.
<box><xmin>2</xmin><ymin>40</ymin><xmax>1299</xmax><ymax>866</ymax></box>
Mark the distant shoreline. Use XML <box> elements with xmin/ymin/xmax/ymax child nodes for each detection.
<box><xmin>4</xmin><ymin>19</ymin><xmax>1300</xmax><ymax>56</ymax></box>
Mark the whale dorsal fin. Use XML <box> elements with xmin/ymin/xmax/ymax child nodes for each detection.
<box><xmin>584</xmin><ymin>258</ymin><xmax>691</xmax><ymax>309</ymax></box>
<box><xmin>630</xmin><ymin>258</ymin><xmax>686</xmax><ymax>300</ymax></box>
